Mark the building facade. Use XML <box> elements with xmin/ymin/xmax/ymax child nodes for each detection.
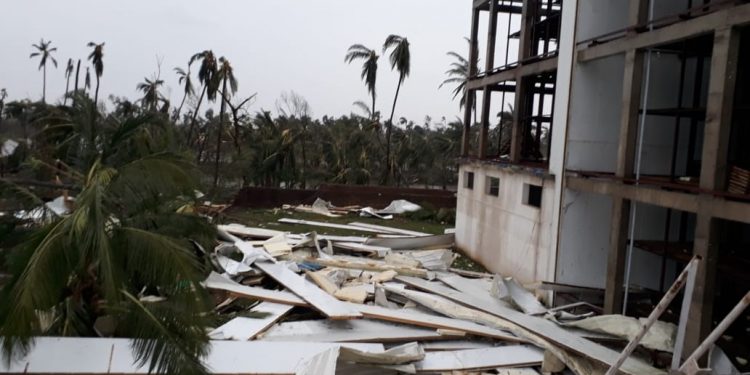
<box><xmin>457</xmin><ymin>0</ymin><xmax>750</xmax><ymax>360</ymax></box>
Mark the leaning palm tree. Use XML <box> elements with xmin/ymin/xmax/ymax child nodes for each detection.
<box><xmin>186</xmin><ymin>51</ymin><xmax>218</xmax><ymax>145</ymax></box>
<box><xmin>440</xmin><ymin>52</ymin><xmax>478</xmax><ymax>123</ymax></box>
<box><xmin>86</xmin><ymin>42</ymin><xmax>104</xmax><ymax>107</ymax></box>
<box><xmin>63</xmin><ymin>59</ymin><xmax>75</xmax><ymax>105</ymax></box>
<box><xmin>29</xmin><ymin>39</ymin><xmax>58</xmax><ymax>104</ymax></box>
<box><xmin>211</xmin><ymin>56</ymin><xmax>238</xmax><ymax>190</ymax></box>
<box><xmin>174</xmin><ymin>65</ymin><xmax>195</xmax><ymax>121</ymax></box>
<box><xmin>137</xmin><ymin>77</ymin><xmax>165</xmax><ymax>112</ymax></box>
<box><xmin>0</xmin><ymin>106</ymin><xmax>216</xmax><ymax>374</ymax></box>
<box><xmin>344</xmin><ymin>44</ymin><xmax>378</xmax><ymax>121</ymax></box>
<box><xmin>382</xmin><ymin>34</ymin><xmax>411</xmax><ymax>184</ymax></box>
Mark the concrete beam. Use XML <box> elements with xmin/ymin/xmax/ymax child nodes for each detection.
<box><xmin>466</xmin><ymin>57</ymin><xmax>558</xmax><ymax>90</ymax></box>
<box><xmin>566</xmin><ymin>176</ymin><xmax>750</xmax><ymax>224</ymax></box>
<box><xmin>577</xmin><ymin>3</ymin><xmax>750</xmax><ymax>62</ymax></box>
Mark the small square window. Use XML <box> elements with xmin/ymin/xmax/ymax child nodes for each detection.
<box><xmin>486</xmin><ymin>176</ymin><xmax>500</xmax><ymax>196</ymax></box>
<box><xmin>524</xmin><ymin>183</ymin><xmax>542</xmax><ymax>208</ymax></box>
<box><xmin>464</xmin><ymin>171</ymin><xmax>475</xmax><ymax>189</ymax></box>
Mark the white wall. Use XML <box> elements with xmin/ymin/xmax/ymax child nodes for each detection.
<box><xmin>456</xmin><ymin>162</ymin><xmax>556</xmax><ymax>284</ymax></box>
<box><xmin>576</xmin><ymin>0</ymin><xmax>628</xmax><ymax>43</ymax></box>
<box><xmin>566</xmin><ymin>54</ymin><xmax>624</xmax><ymax>173</ymax></box>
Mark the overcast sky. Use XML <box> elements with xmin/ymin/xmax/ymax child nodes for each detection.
<box><xmin>0</xmin><ymin>0</ymin><xmax>487</xmax><ymax>122</ymax></box>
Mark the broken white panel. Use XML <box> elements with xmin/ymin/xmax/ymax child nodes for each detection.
<box><xmin>278</xmin><ymin>218</ymin><xmax>386</xmax><ymax>233</ymax></box>
<box><xmin>1</xmin><ymin>139</ymin><xmax>19</xmax><ymax>157</ymax></box>
<box><xmin>349</xmin><ymin>221</ymin><xmax>429</xmax><ymax>237</ymax></box>
<box><xmin>0</xmin><ymin>337</ymin><xmax>384</xmax><ymax>374</ymax></box>
<box><xmin>261</xmin><ymin>319</ymin><xmax>450</xmax><ymax>343</ymax></box>
<box><xmin>421</xmin><ymin>340</ymin><xmax>496</xmax><ymax>351</ymax></box>
<box><xmin>415</xmin><ymin>345</ymin><xmax>544</xmax><ymax>372</ymax></box>
<box><xmin>209</xmin><ymin>302</ymin><xmax>293</xmax><ymax>341</ymax></box>
<box><xmin>295</xmin><ymin>346</ymin><xmax>339</xmax><ymax>375</ymax></box>
<box><xmin>218</xmin><ymin>223</ymin><xmax>285</xmax><ymax>240</ymax></box>
<box><xmin>365</xmin><ymin>233</ymin><xmax>454</xmax><ymax>250</ymax></box>
<box><xmin>397</xmin><ymin>249</ymin><xmax>455</xmax><ymax>271</ymax></box>
<box><xmin>709</xmin><ymin>346</ymin><xmax>741</xmax><ymax>375</ymax></box>
<box><xmin>235</xmin><ymin>240</ymin><xmax>275</xmax><ymax>264</ymax></box>
<box><xmin>203</xmin><ymin>272</ymin><xmax>306</xmax><ymax>306</ymax></box>
<box><xmin>376</xmin><ymin>199</ymin><xmax>422</xmax><ymax>215</ymax></box>
<box><xmin>262</xmin><ymin>234</ymin><xmax>293</xmax><ymax>257</ymax></box>
<box><xmin>358</xmin><ymin>207</ymin><xmax>393</xmax><ymax>220</ymax></box>
<box><xmin>339</xmin><ymin>342</ymin><xmax>425</xmax><ymax>365</ymax></box>
<box><xmin>443</xmin><ymin>228</ymin><xmax>456</xmax><ymax>234</ymax></box>
<box><xmin>215</xmin><ymin>254</ymin><xmax>252</xmax><ymax>276</ymax></box>
<box><xmin>496</xmin><ymin>368</ymin><xmax>541</xmax><ymax>375</ymax></box>
<box><xmin>562</xmin><ymin>315</ymin><xmax>676</xmax><ymax>353</ymax></box>
<box><xmin>503</xmin><ymin>277</ymin><xmax>548</xmax><ymax>315</ymax></box>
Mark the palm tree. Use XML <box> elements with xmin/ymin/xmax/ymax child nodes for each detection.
<box><xmin>137</xmin><ymin>77</ymin><xmax>165</xmax><ymax>111</ymax></box>
<box><xmin>63</xmin><ymin>59</ymin><xmax>74</xmax><ymax>105</ymax></box>
<box><xmin>0</xmin><ymin>107</ymin><xmax>216</xmax><ymax>374</ymax></box>
<box><xmin>211</xmin><ymin>57</ymin><xmax>238</xmax><ymax>190</ymax></box>
<box><xmin>187</xmin><ymin>51</ymin><xmax>218</xmax><ymax>145</ymax></box>
<box><xmin>174</xmin><ymin>65</ymin><xmax>194</xmax><ymax>121</ymax></box>
<box><xmin>440</xmin><ymin>43</ymin><xmax>478</xmax><ymax>124</ymax></box>
<box><xmin>74</xmin><ymin>59</ymin><xmax>81</xmax><ymax>94</ymax></box>
<box><xmin>382</xmin><ymin>34</ymin><xmax>411</xmax><ymax>184</ymax></box>
<box><xmin>87</xmin><ymin>42</ymin><xmax>104</xmax><ymax>107</ymax></box>
<box><xmin>344</xmin><ymin>44</ymin><xmax>378</xmax><ymax>121</ymax></box>
<box><xmin>29</xmin><ymin>39</ymin><xmax>58</xmax><ymax>104</ymax></box>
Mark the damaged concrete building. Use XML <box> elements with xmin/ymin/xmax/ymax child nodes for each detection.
<box><xmin>456</xmin><ymin>0</ymin><xmax>750</xmax><ymax>360</ymax></box>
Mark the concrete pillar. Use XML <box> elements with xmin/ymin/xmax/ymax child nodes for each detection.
<box><xmin>479</xmin><ymin>0</ymin><xmax>499</xmax><ymax>158</ymax></box>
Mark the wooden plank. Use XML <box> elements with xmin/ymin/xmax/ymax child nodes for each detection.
<box><xmin>396</xmin><ymin>276</ymin><xmax>663</xmax><ymax>375</ymax></box>
<box><xmin>354</xmin><ymin>303</ymin><xmax>522</xmax><ymax>343</ymax></box>
<box><xmin>203</xmin><ymin>272</ymin><xmax>307</xmax><ymax>306</ymax></box>
<box><xmin>255</xmin><ymin>262</ymin><xmax>362</xmax><ymax>320</ymax></box>
<box><xmin>218</xmin><ymin>224</ymin><xmax>284</xmax><ymax>239</ymax></box>
<box><xmin>305</xmin><ymin>257</ymin><xmax>433</xmax><ymax>279</ymax></box>
<box><xmin>260</xmin><ymin>318</ymin><xmax>456</xmax><ymax>343</ymax></box>
<box><xmin>577</xmin><ymin>3</ymin><xmax>750</xmax><ymax>62</ymax></box>
<box><xmin>209</xmin><ymin>302</ymin><xmax>293</xmax><ymax>341</ymax></box>
<box><xmin>415</xmin><ymin>345</ymin><xmax>544</xmax><ymax>373</ymax></box>
<box><xmin>348</xmin><ymin>222</ymin><xmax>429</xmax><ymax>237</ymax></box>
<box><xmin>333</xmin><ymin>242</ymin><xmax>391</xmax><ymax>257</ymax></box>
<box><xmin>278</xmin><ymin>218</ymin><xmax>385</xmax><ymax>233</ymax></box>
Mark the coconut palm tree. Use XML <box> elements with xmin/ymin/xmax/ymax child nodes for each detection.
<box><xmin>382</xmin><ymin>34</ymin><xmax>410</xmax><ymax>184</ymax></box>
<box><xmin>63</xmin><ymin>59</ymin><xmax>75</xmax><ymax>105</ymax></box>
<box><xmin>0</xmin><ymin>104</ymin><xmax>216</xmax><ymax>374</ymax></box>
<box><xmin>86</xmin><ymin>42</ymin><xmax>104</xmax><ymax>107</ymax></box>
<box><xmin>344</xmin><ymin>44</ymin><xmax>378</xmax><ymax>121</ymax></box>
<box><xmin>29</xmin><ymin>39</ymin><xmax>58</xmax><ymax>104</ymax></box>
<box><xmin>174</xmin><ymin>65</ymin><xmax>194</xmax><ymax>121</ymax></box>
<box><xmin>440</xmin><ymin>49</ymin><xmax>478</xmax><ymax>124</ymax></box>
<box><xmin>211</xmin><ymin>57</ymin><xmax>237</xmax><ymax>190</ymax></box>
<box><xmin>187</xmin><ymin>51</ymin><xmax>218</xmax><ymax>145</ymax></box>
<box><xmin>137</xmin><ymin>77</ymin><xmax>165</xmax><ymax>111</ymax></box>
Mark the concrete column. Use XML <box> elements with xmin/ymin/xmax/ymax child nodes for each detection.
<box><xmin>509</xmin><ymin>0</ymin><xmax>538</xmax><ymax>163</ymax></box>
<box><xmin>479</xmin><ymin>0</ymin><xmax>499</xmax><ymax>158</ymax></box>
<box><xmin>684</xmin><ymin>26</ymin><xmax>740</xmax><ymax>362</ymax></box>
<box><xmin>604</xmin><ymin>50</ymin><xmax>644</xmax><ymax>314</ymax></box>
<box><xmin>461</xmin><ymin>8</ymin><xmax>482</xmax><ymax>157</ymax></box>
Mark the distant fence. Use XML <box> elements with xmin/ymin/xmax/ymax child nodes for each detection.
<box><xmin>232</xmin><ymin>184</ymin><xmax>456</xmax><ymax>209</ymax></box>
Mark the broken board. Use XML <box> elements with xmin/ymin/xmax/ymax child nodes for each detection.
<box><xmin>204</xmin><ymin>272</ymin><xmax>307</xmax><ymax>306</ymax></box>
<box><xmin>260</xmin><ymin>319</ymin><xmax>457</xmax><ymax>343</ymax></box>
<box><xmin>209</xmin><ymin>302</ymin><xmax>293</xmax><ymax>340</ymax></box>
<box><xmin>415</xmin><ymin>345</ymin><xmax>544</xmax><ymax>372</ymax></box>
<box><xmin>255</xmin><ymin>262</ymin><xmax>362</xmax><ymax>320</ymax></box>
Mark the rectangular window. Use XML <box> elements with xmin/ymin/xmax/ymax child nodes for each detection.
<box><xmin>464</xmin><ymin>171</ymin><xmax>475</xmax><ymax>190</ymax></box>
<box><xmin>486</xmin><ymin>176</ymin><xmax>500</xmax><ymax>196</ymax></box>
<box><xmin>524</xmin><ymin>183</ymin><xmax>543</xmax><ymax>208</ymax></box>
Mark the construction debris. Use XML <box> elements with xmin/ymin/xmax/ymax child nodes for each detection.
<box><xmin>5</xmin><ymin>214</ymin><xmax>715</xmax><ymax>375</ymax></box>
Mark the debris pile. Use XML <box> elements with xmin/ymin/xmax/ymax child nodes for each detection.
<box><xmin>196</xmin><ymin>220</ymin><xmax>668</xmax><ymax>375</ymax></box>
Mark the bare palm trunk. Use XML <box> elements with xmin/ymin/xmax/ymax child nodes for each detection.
<box><xmin>74</xmin><ymin>60</ymin><xmax>81</xmax><ymax>93</ymax></box>
<box><xmin>42</xmin><ymin>65</ymin><xmax>47</xmax><ymax>104</ymax></box>
<box><xmin>383</xmin><ymin>76</ymin><xmax>403</xmax><ymax>185</ymax></box>
<box><xmin>175</xmin><ymin>91</ymin><xmax>188</xmax><ymax>121</ymax></box>
<box><xmin>64</xmin><ymin>75</ymin><xmax>71</xmax><ymax>106</ymax></box>
<box><xmin>213</xmin><ymin>76</ymin><xmax>228</xmax><ymax>190</ymax></box>
<box><xmin>94</xmin><ymin>76</ymin><xmax>100</xmax><ymax>108</ymax></box>
<box><xmin>187</xmin><ymin>85</ymin><xmax>207</xmax><ymax>145</ymax></box>
<box><xmin>300</xmin><ymin>120</ymin><xmax>307</xmax><ymax>189</ymax></box>
<box><xmin>371</xmin><ymin>92</ymin><xmax>376</xmax><ymax>121</ymax></box>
